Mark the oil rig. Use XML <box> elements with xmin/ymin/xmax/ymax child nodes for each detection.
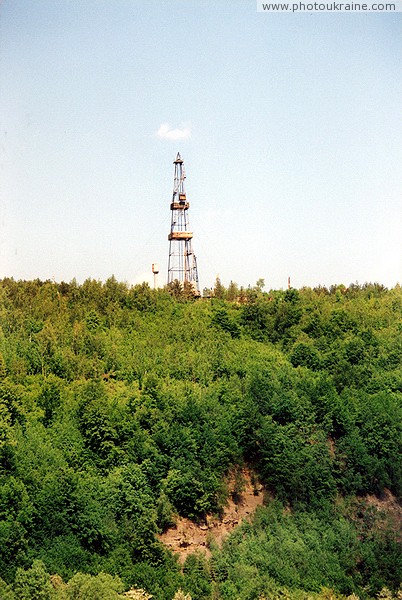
<box><xmin>167</xmin><ymin>153</ymin><xmax>200</xmax><ymax>295</ymax></box>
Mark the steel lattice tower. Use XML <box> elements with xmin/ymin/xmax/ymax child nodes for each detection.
<box><xmin>167</xmin><ymin>153</ymin><xmax>200</xmax><ymax>294</ymax></box>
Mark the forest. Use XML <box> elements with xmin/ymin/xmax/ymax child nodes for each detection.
<box><xmin>0</xmin><ymin>276</ymin><xmax>401</xmax><ymax>599</ymax></box>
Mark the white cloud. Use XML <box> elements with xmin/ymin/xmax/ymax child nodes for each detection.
<box><xmin>157</xmin><ymin>123</ymin><xmax>191</xmax><ymax>140</ymax></box>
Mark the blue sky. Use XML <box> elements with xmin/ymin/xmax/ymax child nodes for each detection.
<box><xmin>1</xmin><ymin>1</ymin><xmax>401</xmax><ymax>290</ymax></box>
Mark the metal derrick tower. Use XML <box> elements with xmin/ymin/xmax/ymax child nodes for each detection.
<box><xmin>167</xmin><ymin>153</ymin><xmax>200</xmax><ymax>295</ymax></box>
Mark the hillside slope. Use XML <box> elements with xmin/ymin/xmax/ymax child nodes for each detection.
<box><xmin>0</xmin><ymin>278</ymin><xmax>401</xmax><ymax>598</ymax></box>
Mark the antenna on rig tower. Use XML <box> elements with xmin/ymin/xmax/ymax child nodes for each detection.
<box><xmin>167</xmin><ymin>153</ymin><xmax>200</xmax><ymax>295</ymax></box>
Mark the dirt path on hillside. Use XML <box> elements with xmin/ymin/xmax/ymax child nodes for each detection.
<box><xmin>158</xmin><ymin>468</ymin><xmax>265</xmax><ymax>563</ymax></box>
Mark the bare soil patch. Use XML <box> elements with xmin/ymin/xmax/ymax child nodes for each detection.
<box><xmin>364</xmin><ymin>488</ymin><xmax>402</xmax><ymax>539</ymax></box>
<box><xmin>158</xmin><ymin>468</ymin><xmax>265</xmax><ymax>563</ymax></box>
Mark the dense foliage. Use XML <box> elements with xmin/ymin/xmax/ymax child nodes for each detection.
<box><xmin>0</xmin><ymin>277</ymin><xmax>401</xmax><ymax>599</ymax></box>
